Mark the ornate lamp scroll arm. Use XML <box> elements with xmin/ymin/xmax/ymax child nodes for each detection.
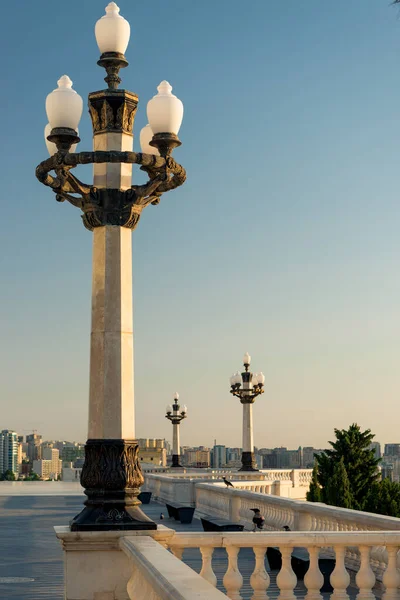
<box><xmin>36</xmin><ymin>150</ymin><xmax>186</xmax><ymax>230</ymax></box>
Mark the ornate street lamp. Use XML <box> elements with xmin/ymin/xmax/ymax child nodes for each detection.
<box><xmin>230</xmin><ymin>353</ymin><xmax>265</xmax><ymax>471</ymax></box>
<box><xmin>165</xmin><ymin>393</ymin><xmax>187</xmax><ymax>468</ymax></box>
<box><xmin>35</xmin><ymin>3</ymin><xmax>186</xmax><ymax>531</ymax></box>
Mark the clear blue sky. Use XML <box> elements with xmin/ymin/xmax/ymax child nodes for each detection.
<box><xmin>1</xmin><ymin>1</ymin><xmax>400</xmax><ymax>449</ymax></box>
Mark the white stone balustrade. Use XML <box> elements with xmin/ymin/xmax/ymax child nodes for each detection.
<box><xmin>143</xmin><ymin>477</ymin><xmax>400</xmax><ymax>582</ymax></box>
<box><xmin>143</xmin><ymin>469</ymin><xmax>313</xmax><ymax>505</ymax></box>
<box><xmin>192</xmin><ymin>483</ymin><xmax>400</xmax><ymax>533</ymax></box>
<box><xmin>193</xmin><ymin>484</ymin><xmax>400</xmax><ymax>581</ymax></box>
<box><xmin>167</xmin><ymin>531</ymin><xmax>400</xmax><ymax>599</ymax></box>
<box><xmin>55</xmin><ymin>526</ymin><xmax>400</xmax><ymax>599</ymax></box>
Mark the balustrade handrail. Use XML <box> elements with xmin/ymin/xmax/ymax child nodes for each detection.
<box><xmin>167</xmin><ymin>530</ymin><xmax>400</xmax><ymax>548</ymax></box>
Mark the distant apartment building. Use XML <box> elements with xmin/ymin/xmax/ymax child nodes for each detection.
<box><xmin>369</xmin><ymin>442</ymin><xmax>381</xmax><ymax>459</ymax></box>
<box><xmin>183</xmin><ymin>448</ymin><xmax>210</xmax><ymax>468</ymax></box>
<box><xmin>61</xmin><ymin>444</ymin><xmax>85</xmax><ymax>463</ymax></box>
<box><xmin>384</xmin><ymin>444</ymin><xmax>400</xmax><ymax>457</ymax></box>
<box><xmin>62</xmin><ymin>462</ymin><xmax>82</xmax><ymax>482</ymax></box>
<box><xmin>33</xmin><ymin>447</ymin><xmax>62</xmax><ymax>480</ymax></box>
<box><xmin>138</xmin><ymin>438</ymin><xmax>167</xmax><ymax>466</ymax></box>
<box><xmin>381</xmin><ymin>463</ymin><xmax>395</xmax><ymax>482</ymax></box>
<box><xmin>212</xmin><ymin>445</ymin><xmax>227</xmax><ymax>468</ymax></box>
<box><xmin>0</xmin><ymin>430</ymin><xmax>19</xmax><ymax>476</ymax></box>
<box><xmin>26</xmin><ymin>433</ymin><xmax>42</xmax><ymax>462</ymax></box>
<box><xmin>260</xmin><ymin>446</ymin><xmax>325</xmax><ymax>469</ymax></box>
<box><xmin>225</xmin><ymin>448</ymin><xmax>242</xmax><ymax>468</ymax></box>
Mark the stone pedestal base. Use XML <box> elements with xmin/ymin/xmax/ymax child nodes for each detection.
<box><xmin>171</xmin><ymin>454</ymin><xmax>182</xmax><ymax>468</ymax></box>
<box><xmin>71</xmin><ymin>439</ymin><xmax>156</xmax><ymax>531</ymax></box>
<box><xmin>239</xmin><ymin>451</ymin><xmax>259</xmax><ymax>472</ymax></box>
<box><xmin>55</xmin><ymin>526</ymin><xmax>175</xmax><ymax>600</ymax></box>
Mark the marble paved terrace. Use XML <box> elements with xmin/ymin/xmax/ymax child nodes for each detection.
<box><xmin>0</xmin><ymin>488</ymin><xmax>381</xmax><ymax>600</ymax></box>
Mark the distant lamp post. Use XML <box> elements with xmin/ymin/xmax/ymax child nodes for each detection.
<box><xmin>230</xmin><ymin>353</ymin><xmax>265</xmax><ymax>471</ymax></box>
<box><xmin>165</xmin><ymin>393</ymin><xmax>187</xmax><ymax>468</ymax></box>
<box><xmin>36</xmin><ymin>3</ymin><xmax>186</xmax><ymax>531</ymax></box>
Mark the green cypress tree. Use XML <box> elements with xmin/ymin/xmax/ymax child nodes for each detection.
<box><xmin>365</xmin><ymin>479</ymin><xmax>400</xmax><ymax>518</ymax></box>
<box><xmin>325</xmin><ymin>458</ymin><xmax>353</xmax><ymax>509</ymax></box>
<box><xmin>315</xmin><ymin>423</ymin><xmax>380</xmax><ymax>510</ymax></box>
<box><xmin>307</xmin><ymin>461</ymin><xmax>322</xmax><ymax>502</ymax></box>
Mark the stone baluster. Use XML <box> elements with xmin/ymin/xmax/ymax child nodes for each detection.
<box><xmin>304</xmin><ymin>547</ymin><xmax>323</xmax><ymax>600</ymax></box>
<box><xmin>382</xmin><ymin>546</ymin><xmax>400</xmax><ymax>600</ymax></box>
<box><xmin>171</xmin><ymin>546</ymin><xmax>183</xmax><ymax>560</ymax></box>
<box><xmin>330</xmin><ymin>545</ymin><xmax>350</xmax><ymax>600</ymax></box>
<box><xmin>223</xmin><ymin>545</ymin><xmax>243</xmax><ymax>600</ymax></box>
<box><xmin>250</xmin><ymin>546</ymin><xmax>270</xmax><ymax>600</ymax></box>
<box><xmin>355</xmin><ymin>546</ymin><xmax>375</xmax><ymax>600</ymax></box>
<box><xmin>200</xmin><ymin>547</ymin><xmax>217</xmax><ymax>587</ymax></box>
<box><xmin>276</xmin><ymin>547</ymin><xmax>297</xmax><ymax>600</ymax></box>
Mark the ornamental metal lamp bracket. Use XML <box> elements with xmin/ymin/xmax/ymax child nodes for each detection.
<box><xmin>36</xmin><ymin>72</ymin><xmax>186</xmax><ymax>231</ymax></box>
<box><xmin>35</xmin><ymin>3</ymin><xmax>187</xmax><ymax>532</ymax></box>
<box><xmin>230</xmin><ymin>353</ymin><xmax>265</xmax><ymax>472</ymax></box>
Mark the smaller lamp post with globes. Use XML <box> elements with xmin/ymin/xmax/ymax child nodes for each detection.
<box><xmin>230</xmin><ymin>353</ymin><xmax>265</xmax><ymax>471</ymax></box>
<box><xmin>165</xmin><ymin>394</ymin><xmax>187</xmax><ymax>468</ymax></box>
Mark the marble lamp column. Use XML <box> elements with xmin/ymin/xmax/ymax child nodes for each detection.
<box><xmin>70</xmin><ymin>86</ymin><xmax>156</xmax><ymax>531</ymax></box>
<box><xmin>166</xmin><ymin>394</ymin><xmax>187</xmax><ymax>468</ymax></box>
<box><xmin>230</xmin><ymin>353</ymin><xmax>265</xmax><ymax>472</ymax></box>
<box><xmin>241</xmin><ymin>373</ymin><xmax>256</xmax><ymax>471</ymax></box>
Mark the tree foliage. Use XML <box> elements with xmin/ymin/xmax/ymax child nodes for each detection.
<box><xmin>364</xmin><ymin>479</ymin><xmax>400</xmax><ymax>518</ymax></box>
<box><xmin>314</xmin><ymin>423</ymin><xmax>380</xmax><ymax>510</ymax></box>
<box><xmin>308</xmin><ymin>424</ymin><xmax>400</xmax><ymax>517</ymax></box>
<box><xmin>306</xmin><ymin>461</ymin><xmax>322</xmax><ymax>502</ymax></box>
<box><xmin>325</xmin><ymin>458</ymin><xmax>353</xmax><ymax>509</ymax></box>
<box><xmin>0</xmin><ymin>470</ymin><xmax>16</xmax><ymax>481</ymax></box>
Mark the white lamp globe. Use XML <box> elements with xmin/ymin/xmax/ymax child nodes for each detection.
<box><xmin>230</xmin><ymin>374</ymin><xmax>235</xmax><ymax>386</ymax></box>
<box><xmin>147</xmin><ymin>81</ymin><xmax>184</xmax><ymax>135</ymax></box>
<box><xmin>234</xmin><ymin>371</ymin><xmax>242</xmax><ymax>385</ymax></box>
<box><xmin>252</xmin><ymin>373</ymin><xmax>259</xmax><ymax>387</ymax></box>
<box><xmin>95</xmin><ymin>2</ymin><xmax>130</xmax><ymax>55</ymax></box>
<box><xmin>243</xmin><ymin>352</ymin><xmax>251</xmax><ymax>366</ymax></box>
<box><xmin>166</xmin><ymin>405</ymin><xmax>172</xmax><ymax>414</ymax></box>
<box><xmin>174</xmin><ymin>392</ymin><xmax>179</xmax><ymax>401</ymax></box>
<box><xmin>258</xmin><ymin>372</ymin><xmax>266</xmax><ymax>386</ymax></box>
<box><xmin>44</xmin><ymin>123</ymin><xmax>79</xmax><ymax>156</ymax></box>
<box><xmin>139</xmin><ymin>124</ymin><xmax>160</xmax><ymax>156</ymax></box>
<box><xmin>45</xmin><ymin>76</ymin><xmax>83</xmax><ymax>131</ymax></box>
<box><xmin>182</xmin><ymin>405</ymin><xmax>188</xmax><ymax>414</ymax></box>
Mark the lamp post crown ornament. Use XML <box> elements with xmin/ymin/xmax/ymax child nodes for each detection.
<box><xmin>230</xmin><ymin>352</ymin><xmax>265</xmax><ymax>404</ymax></box>
<box><xmin>166</xmin><ymin>393</ymin><xmax>187</xmax><ymax>423</ymax></box>
<box><xmin>36</xmin><ymin>3</ymin><xmax>186</xmax><ymax>231</ymax></box>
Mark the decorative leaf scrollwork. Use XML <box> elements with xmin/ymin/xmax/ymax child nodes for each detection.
<box><xmin>101</xmin><ymin>100</ymin><xmax>114</xmax><ymax>130</ymax></box>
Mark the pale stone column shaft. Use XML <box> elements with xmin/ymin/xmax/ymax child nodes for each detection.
<box><xmin>242</xmin><ymin>378</ymin><xmax>254</xmax><ymax>453</ymax></box>
<box><xmin>242</xmin><ymin>404</ymin><xmax>254</xmax><ymax>452</ymax></box>
<box><xmin>172</xmin><ymin>422</ymin><xmax>180</xmax><ymax>456</ymax></box>
<box><xmin>88</xmin><ymin>129</ymin><xmax>135</xmax><ymax>440</ymax></box>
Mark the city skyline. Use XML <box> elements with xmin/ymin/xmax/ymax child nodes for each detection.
<box><xmin>3</xmin><ymin>427</ymin><xmax>400</xmax><ymax>456</ymax></box>
<box><xmin>2</xmin><ymin>1</ymin><xmax>400</xmax><ymax>447</ymax></box>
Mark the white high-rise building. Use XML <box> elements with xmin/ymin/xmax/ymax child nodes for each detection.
<box><xmin>0</xmin><ymin>430</ymin><xmax>18</xmax><ymax>477</ymax></box>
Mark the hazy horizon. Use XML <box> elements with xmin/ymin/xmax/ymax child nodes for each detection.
<box><xmin>1</xmin><ymin>1</ymin><xmax>400</xmax><ymax>448</ymax></box>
